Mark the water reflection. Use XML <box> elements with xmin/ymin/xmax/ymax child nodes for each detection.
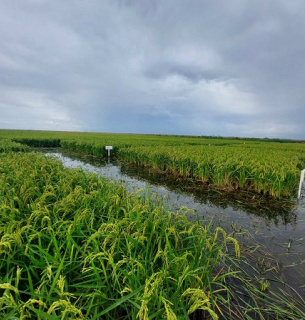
<box><xmin>119</xmin><ymin>162</ymin><xmax>297</xmax><ymax>225</ymax></box>
<box><xmin>50</xmin><ymin>148</ymin><xmax>297</xmax><ymax>224</ymax></box>
<box><xmin>43</xmin><ymin>149</ymin><xmax>305</xmax><ymax>297</ymax></box>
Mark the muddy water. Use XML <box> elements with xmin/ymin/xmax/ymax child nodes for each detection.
<box><xmin>45</xmin><ymin>149</ymin><xmax>305</xmax><ymax>298</ymax></box>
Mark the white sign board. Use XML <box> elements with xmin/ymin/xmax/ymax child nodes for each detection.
<box><xmin>105</xmin><ymin>145</ymin><xmax>113</xmax><ymax>158</ymax></box>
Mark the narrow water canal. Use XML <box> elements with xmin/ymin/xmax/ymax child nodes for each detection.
<box><xmin>45</xmin><ymin>149</ymin><xmax>305</xmax><ymax>298</ymax></box>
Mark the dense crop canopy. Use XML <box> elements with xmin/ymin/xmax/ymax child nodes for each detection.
<box><xmin>0</xmin><ymin>152</ymin><xmax>244</xmax><ymax>319</ymax></box>
<box><xmin>1</xmin><ymin>129</ymin><xmax>305</xmax><ymax>198</ymax></box>
<box><xmin>0</xmin><ymin>130</ymin><xmax>305</xmax><ymax>318</ymax></box>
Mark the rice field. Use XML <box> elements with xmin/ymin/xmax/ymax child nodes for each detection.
<box><xmin>119</xmin><ymin>144</ymin><xmax>305</xmax><ymax>198</ymax></box>
<box><xmin>0</xmin><ymin>138</ymin><xmax>30</xmax><ymax>153</ymax></box>
<box><xmin>1</xmin><ymin>149</ymin><xmax>305</xmax><ymax>319</ymax></box>
<box><xmin>0</xmin><ymin>130</ymin><xmax>305</xmax><ymax>318</ymax></box>
<box><xmin>1</xmin><ymin>129</ymin><xmax>304</xmax><ymax>199</ymax></box>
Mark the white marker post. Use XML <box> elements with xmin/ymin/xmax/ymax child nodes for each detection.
<box><xmin>298</xmin><ymin>169</ymin><xmax>305</xmax><ymax>199</ymax></box>
<box><xmin>105</xmin><ymin>146</ymin><xmax>113</xmax><ymax>158</ymax></box>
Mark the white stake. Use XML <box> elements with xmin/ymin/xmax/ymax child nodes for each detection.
<box><xmin>105</xmin><ymin>146</ymin><xmax>113</xmax><ymax>158</ymax></box>
<box><xmin>298</xmin><ymin>169</ymin><xmax>305</xmax><ymax>199</ymax></box>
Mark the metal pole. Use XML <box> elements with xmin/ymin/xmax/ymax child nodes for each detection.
<box><xmin>298</xmin><ymin>169</ymin><xmax>305</xmax><ymax>199</ymax></box>
<box><xmin>108</xmin><ymin>149</ymin><xmax>110</xmax><ymax>157</ymax></box>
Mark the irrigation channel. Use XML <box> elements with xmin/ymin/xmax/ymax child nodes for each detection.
<box><xmin>44</xmin><ymin>149</ymin><xmax>305</xmax><ymax>300</ymax></box>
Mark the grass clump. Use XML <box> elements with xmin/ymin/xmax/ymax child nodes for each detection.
<box><xmin>0</xmin><ymin>152</ymin><xmax>304</xmax><ymax>319</ymax></box>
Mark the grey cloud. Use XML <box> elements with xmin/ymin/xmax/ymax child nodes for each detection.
<box><xmin>0</xmin><ymin>0</ymin><xmax>305</xmax><ymax>138</ymax></box>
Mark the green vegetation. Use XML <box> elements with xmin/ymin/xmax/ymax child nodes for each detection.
<box><xmin>0</xmin><ymin>152</ymin><xmax>304</xmax><ymax>319</ymax></box>
<box><xmin>1</xmin><ymin>129</ymin><xmax>304</xmax><ymax>198</ymax></box>
<box><xmin>13</xmin><ymin>138</ymin><xmax>61</xmax><ymax>148</ymax></box>
<box><xmin>0</xmin><ymin>138</ymin><xmax>30</xmax><ymax>153</ymax></box>
<box><xmin>0</xmin><ymin>131</ymin><xmax>305</xmax><ymax>319</ymax></box>
<box><xmin>119</xmin><ymin>143</ymin><xmax>305</xmax><ymax>198</ymax></box>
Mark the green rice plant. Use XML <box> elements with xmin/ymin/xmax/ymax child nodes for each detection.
<box><xmin>0</xmin><ymin>152</ymin><xmax>304</xmax><ymax>319</ymax></box>
<box><xmin>13</xmin><ymin>138</ymin><xmax>61</xmax><ymax>148</ymax></box>
<box><xmin>1</xmin><ymin>129</ymin><xmax>305</xmax><ymax>198</ymax></box>
<box><xmin>119</xmin><ymin>143</ymin><xmax>305</xmax><ymax>198</ymax></box>
<box><xmin>0</xmin><ymin>139</ymin><xmax>30</xmax><ymax>153</ymax></box>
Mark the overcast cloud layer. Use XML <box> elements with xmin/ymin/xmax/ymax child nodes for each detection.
<box><xmin>1</xmin><ymin>0</ymin><xmax>305</xmax><ymax>139</ymax></box>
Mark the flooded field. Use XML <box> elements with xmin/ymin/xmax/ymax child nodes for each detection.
<box><xmin>45</xmin><ymin>149</ymin><xmax>305</xmax><ymax>299</ymax></box>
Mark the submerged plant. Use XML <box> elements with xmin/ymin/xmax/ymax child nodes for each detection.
<box><xmin>260</xmin><ymin>280</ymin><xmax>270</xmax><ymax>292</ymax></box>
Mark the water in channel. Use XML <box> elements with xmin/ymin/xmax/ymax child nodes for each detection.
<box><xmin>44</xmin><ymin>149</ymin><xmax>305</xmax><ymax>299</ymax></box>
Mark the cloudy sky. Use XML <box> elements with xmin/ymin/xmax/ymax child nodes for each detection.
<box><xmin>1</xmin><ymin>0</ymin><xmax>305</xmax><ymax>139</ymax></box>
